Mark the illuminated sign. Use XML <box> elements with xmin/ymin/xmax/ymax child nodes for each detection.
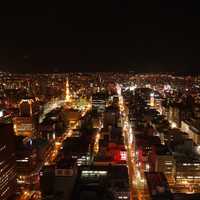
<box><xmin>120</xmin><ymin>151</ymin><xmax>127</xmax><ymax>161</ymax></box>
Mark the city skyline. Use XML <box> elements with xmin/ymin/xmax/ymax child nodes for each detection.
<box><xmin>1</xmin><ymin>1</ymin><xmax>200</xmax><ymax>200</ymax></box>
<box><xmin>1</xmin><ymin>72</ymin><xmax>200</xmax><ymax>199</ymax></box>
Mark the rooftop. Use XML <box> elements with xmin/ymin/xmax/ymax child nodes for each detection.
<box><xmin>56</xmin><ymin>158</ymin><xmax>76</xmax><ymax>169</ymax></box>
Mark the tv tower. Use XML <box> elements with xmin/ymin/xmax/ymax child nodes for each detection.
<box><xmin>65</xmin><ymin>77</ymin><xmax>71</xmax><ymax>102</ymax></box>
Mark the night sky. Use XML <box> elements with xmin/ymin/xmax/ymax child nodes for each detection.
<box><xmin>0</xmin><ymin>1</ymin><xmax>200</xmax><ymax>73</ymax></box>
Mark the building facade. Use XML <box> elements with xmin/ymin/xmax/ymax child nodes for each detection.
<box><xmin>0</xmin><ymin>124</ymin><xmax>16</xmax><ymax>200</ymax></box>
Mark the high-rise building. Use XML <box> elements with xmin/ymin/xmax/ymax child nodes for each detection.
<box><xmin>40</xmin><ymin>165</ymin><xmax>55</xmax><ymax>199</ymax></box>
<box><xmin>54</xmin><ymin>159</ymin><xmax>77</xmax><ymax>200</ymax></box>
<box><xmin>0</xmin><ymin>124</ymin><xmax>16</xmax><ymax>200</ymax></box>
<box><xmin>145</xmin><ymin>172</ymin><xmax>172</xmax><ymax>200</ymax></box>
<box><xmin>155</xmin><ymin>154</ymin><xmax>175</xmax><ymax>185</ymax></box>
<box><xmin>92</xmin><ymin>93</ymin><xmax>106</xmax><ymax>113</ymax></box>
<box><xmin>13</xmin><ymin>117</ymin><xmax>34</xmax><ymax>137</ymax></box>
<box><xmin>19</xmin><ymin>99</ymin><xmax>33</xmax><ymax>117</ymax></box>
<box><xmin>103</xmin><ymin>106</ymin><xmax>119</xmax><ymax>128</ymax></box>
<box><xmin>16</xmin><ymin>146</ymin><xmax>38</xmax><ymax>191</ymax></box>
<box><xmin>40</xmin><ymin>159</ymin><xmax>78</xmax><ymax>200</ymax></box>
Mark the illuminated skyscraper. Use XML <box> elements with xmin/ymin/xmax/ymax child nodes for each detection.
<box><xmin>14</xmin><ymin>99</ymin><xmax>34</xmax><ymax>137</ymax></box>
<box><xmin>0</xmin><ymin>124</ymin><xmax>16</xmax><ymax>200</ymax></box>
<box><xmin>19</xmin><ymin>99</ymin><xmax>34</xmax><ymax>117</ymax></box>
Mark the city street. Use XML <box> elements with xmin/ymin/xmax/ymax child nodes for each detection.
<box><xmin>17</xmin><ymin>102</ymin><xmax>91</xmax><ymax>200</ymax></box>
<box><xmin>119</xmin><ymin>92</ymin><xmax>150</xmax><ymax>200</ymax></box>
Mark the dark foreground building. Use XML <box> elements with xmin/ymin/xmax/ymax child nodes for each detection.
<box><xmin>145</xmin><ymin>172</ymin><xmax>173</xmax><ymax>200</ymax></box>
<box><xmin>0</xmin><ymin>124</ymin><xmax>16</xmax><ymax>200</ymax></box>
<box><xmin>72</xmin><ymin>165</ymin><xmax>130</xmax><ymax>200</ymax></box>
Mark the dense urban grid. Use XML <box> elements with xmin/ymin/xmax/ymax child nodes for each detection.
<box><xmin>1</xmin><ymin>71</ymin><xmax>200</xmax><ymax>200</ymax></box>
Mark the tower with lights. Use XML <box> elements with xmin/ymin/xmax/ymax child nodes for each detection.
<box><xmin>150</xmin><ymin>92</ymin><xmax>155</xmax><ymax>107</ymax></box>
<box><xmin>65</xmin><ymin>77</ymin><xmax>71</xmax><ymax>102</ymax></box>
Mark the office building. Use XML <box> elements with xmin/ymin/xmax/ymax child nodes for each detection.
<box><xmin>40</xmin><ymin>165</ymin><xmax>55</xmax><ymax>199</ymax></box>
<box><xmin>0</xmin><ymin>124</ymin><xmax>16</xmax><ymax>200</ymax></box>
<box><xmin>92</xmin><ymin>93</ymin><xmax>106</xmax><ymax>113</ymax></box>
<box><xmin>13</xmin><ymin>117</ymin><xmax>34</xmax><ymax>137</ymax></box>
<box><xmin>54</xmin><ymin>159</ymin><xmax>77</xmax><ymax>200</ymax></box>
<box><xmin>19</xmin><ymin>99</ymin><xmax>34</xmax><ymax>117</ymax></box>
